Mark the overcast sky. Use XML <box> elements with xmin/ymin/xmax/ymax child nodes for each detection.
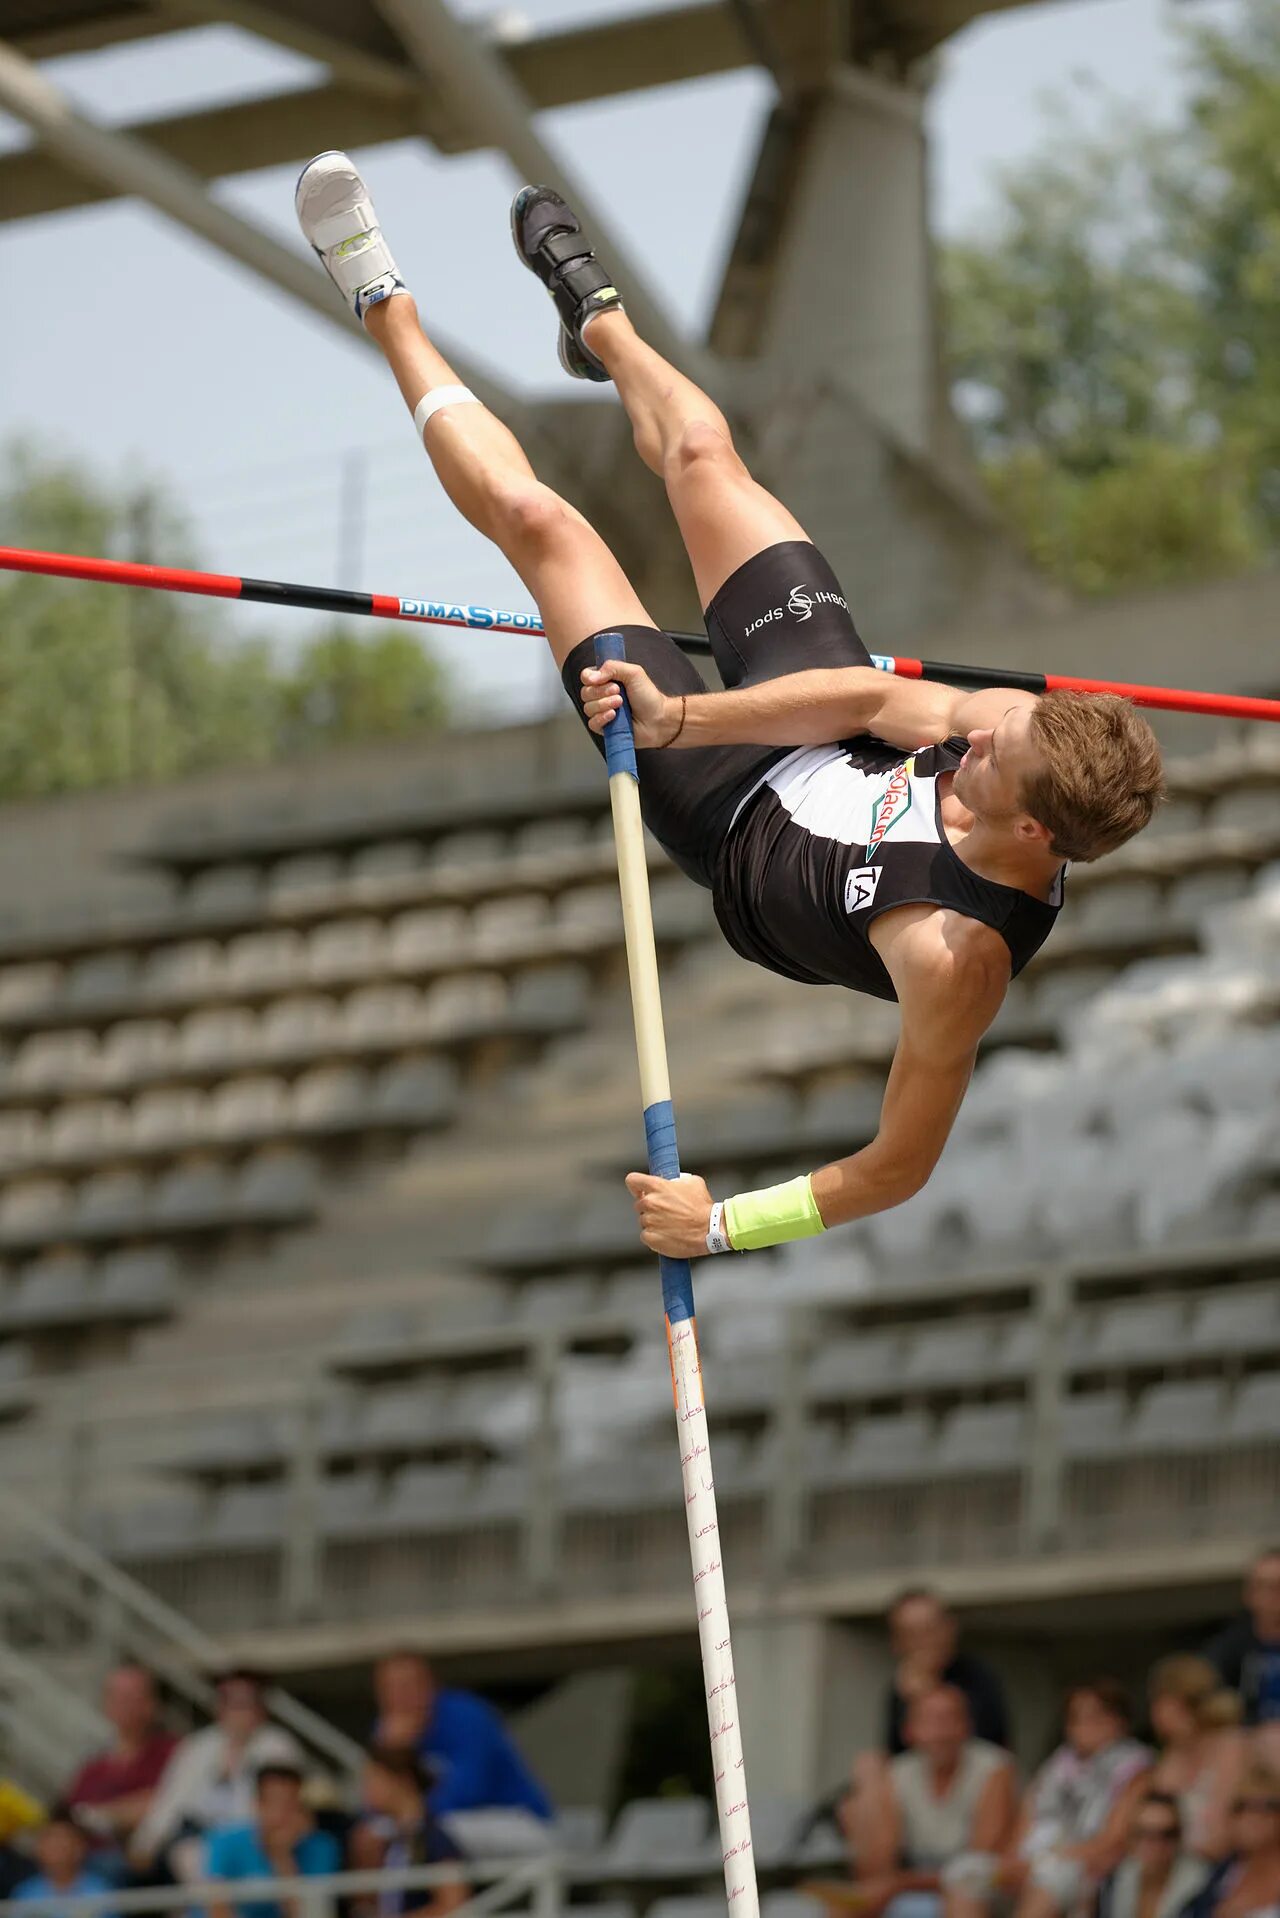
<box><xmin>0</xmin><ymin>0</ymin><xmax>1241</xmax><ymax>718</ymax></box>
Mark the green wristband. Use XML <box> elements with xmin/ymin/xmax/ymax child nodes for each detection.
<box><xmin>723</xmin><ymin>1174</ymin><xmax>826</xmax><ymax>1252</ymax></box>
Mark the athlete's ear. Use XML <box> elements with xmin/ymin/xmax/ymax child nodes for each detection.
<box><xmin>1015</xmin><ymin>813</ymin><xmax>1055</xmax><ymax>849</ymax></box>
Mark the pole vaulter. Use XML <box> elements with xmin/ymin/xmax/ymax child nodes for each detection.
<box><xmin>3</xmin><ymin>546</ymin><xmax>1277</xmax><ymax>726</ymax></box>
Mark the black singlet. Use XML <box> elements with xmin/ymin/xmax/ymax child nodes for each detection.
<box><xmin>712</xmin><ymin>734</ymin><xmax>1065</xmax><ymax>1003</ymax></box>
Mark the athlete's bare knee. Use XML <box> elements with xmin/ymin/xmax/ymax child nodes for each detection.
<box><xmin>492</xmin><ymin>482</ymin><xmax>579</xmax><ymax>558</ymax></box>
<box><xmin>664</xmin><ymin>418</ymin><xmax>743</xmax><ymax>490</ymax></box>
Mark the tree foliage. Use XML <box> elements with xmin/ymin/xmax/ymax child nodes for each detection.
<box><xmin>942</xmin><ymin>0</ymin><xmax>1280</xmax><ymax>593</ymax></box>
<box><xmin>0</xmin><ymin>443</ymin><xmax>450</xmax><ymax>799</ymax></box>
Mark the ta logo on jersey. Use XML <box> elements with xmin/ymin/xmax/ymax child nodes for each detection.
<box><xmin>845</xmin><ymin>866</ymin><xmax>884</xmax><ymax>914</ymax></box>
<box><xmin>788</xmin><ymin>585</ymin><xmax>814</xmax><ymax>622</ymax></box>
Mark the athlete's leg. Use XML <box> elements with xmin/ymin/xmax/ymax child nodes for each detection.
<box><xmin>507</xmin><ymin>189</ymin><xmax>869</xmax><ymax>688</ymax></box>
<box><xmin>585</xmin><ymin>311</ymin><xmax>876</xmax><ymax>693</ymax></box>
<box><xmin>363</xmin><ymin>295</ymin><xmax>653</xmax><ymax>671</ymax></box>
<box><xmin>296</xmin><ymin>154</ymin><xmax>783</xmax><ymax>884</ymax></box>
<box><xmin>508</xmin><ymin>186</ymin><xmax>807</xmax><ymax>619</ymax></box>
<box><xmin>586</xmin><ymin>309</ymin><xmax>807</xmax><ymax>614</ymax></box>
<box><xmin>361</xmin><ymin>300</ymin><xmax>769</xmax><ymax>879</ymax></box>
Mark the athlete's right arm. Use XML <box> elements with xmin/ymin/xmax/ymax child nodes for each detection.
<box><xmin>582</xmin><ymin>659</ymin><xmax>986</xmax><ymax>751</ymax></box>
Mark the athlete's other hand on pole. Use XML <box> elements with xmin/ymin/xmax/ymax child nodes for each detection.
<box><xmin>625</xmin><ymin>1170</ymin><xmax>714</xmax><ymax>1257</ymax></box>
<box><xmin>582</xmin><ymin>661</ymin><xmax>679</xmax><ymax>748</ymax></box>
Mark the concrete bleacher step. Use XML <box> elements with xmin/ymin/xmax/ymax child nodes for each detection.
<box><xmin>0</xmin><ymin>718</ymin><xmax>1274</xmax><ymax>1633</ymax></box>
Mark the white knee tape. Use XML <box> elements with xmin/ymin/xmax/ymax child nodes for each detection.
<box><xmin>413</xmin><ymin>385</ymin><xmax>479</xmax><ymax>437</ymax></box>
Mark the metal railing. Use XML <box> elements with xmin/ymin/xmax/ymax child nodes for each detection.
<box><xmin>0</xmin><ymin>1858</ymin><xmax>562</xmax><ymax>1918</ymax></box>
<box><xmin>0</xmin><ymin>1234</ymin><xmax>1277</xmax><ymax>1644</ymax></box>
<box><xmin>0</xmin><ymin>1486</ymin><xmax>363</xmax><ymax>1789</ymax></box>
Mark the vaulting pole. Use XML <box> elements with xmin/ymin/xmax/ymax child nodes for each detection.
<box><xmin>4</xmin><ymin>546</ymin><xmax>1279</xmax><ymax>724</ymax></box>
<box><xmin>593</xmin><ymin>631</ymin><xmax>757</xmax><ymax>1915</ymax></box>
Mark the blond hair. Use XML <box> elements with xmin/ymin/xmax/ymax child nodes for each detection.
<box><xmin>1022</xmin><ymin>691</ymin><xmax>1166</xmax><ymax>862</ymax></box>
<box><xmin>1149</xmin><ymin>1654</ymin><xmax>1242</xmax><ymax>1731</ymax></box>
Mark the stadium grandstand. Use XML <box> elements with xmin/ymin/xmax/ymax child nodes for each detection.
<box><xmin>3</xmin><ymin>0</ymin><xmax>1280</xmax><ymax>1909</ymax></box>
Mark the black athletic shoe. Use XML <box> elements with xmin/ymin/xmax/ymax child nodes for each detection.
<box><xmin>510</xmin><ymin>185</ymin><xmax>624</xmax><ymax>383</ymax></box>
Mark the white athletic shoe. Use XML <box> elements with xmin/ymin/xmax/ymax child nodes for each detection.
<box><xmin>295</xmin><ymin>150</ymin><xmax>407</xmax><ymax>321</ymax></box>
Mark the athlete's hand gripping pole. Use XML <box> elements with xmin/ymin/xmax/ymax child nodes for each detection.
<box><xmin>594</xmin><ymin>633</ymin><xmax>758</xmax><ymax>1916</ymax></box>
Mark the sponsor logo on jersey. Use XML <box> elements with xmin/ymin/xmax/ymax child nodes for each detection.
<box><xmin>743</xmin><ymin>585</ymin><xmax>850</xmax><ymax>642</ymax></box>
<box><xmin>844</xmin><ymin>865</ymin><xmax>884</xmax><ymax>914</ymax></box>
<box><xmin>866</xmin><ymin>760</ymin><xmax>914</xmax><ymax>857</ymax></box>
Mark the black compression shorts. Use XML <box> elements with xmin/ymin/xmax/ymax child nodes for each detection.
<box><xmin>561</xmin><ymin>539</ymin><xmax>872</xmax><ymax>887</ymax></box>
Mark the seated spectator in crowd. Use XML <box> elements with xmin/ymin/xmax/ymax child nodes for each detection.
<box><xmin>371</xmin><ymin>1654</ymin><xmax>551</xmax><ymax>1821</ymax></box>
<box><xmin>845</xmin><ymin>1686</ymin><xmax>1017</xmax><ymax>1918</ymax></box>
<box><xmin>1098</xmin><ymin>1791</ymin><xmax>1211</xmax><ymax>1918</ymax></box>
<box><xmin>65</xmin><ymin>1664</ymin><xmax>177</xmax><ymax>1858</ymax></box>
<box><xmin>359</xmin><ymin>1746</ymin><xmax>465</xmax><ymax>1918</ymax></box>
<box><xmin>1004</xmin><ymin>1679</ymin><xmax>1152</xmax><ymax>1918</ymax></box>
<box><xmin>208</xmin><ymin>1765</ymin><xmax>341</xmax><ymax>1918</ymax></box>
<box><xmin>1180</xmin><ymin>1766</ymin><xmax>1280</xmax><ymax>1918</ymax></box>
<box><xmin>13</xmin><ymin>1805</ymin><xmax>116</xmax><ymax>1918</ymax></box>
<box><xmin>132</xmin><ymin>1670</ymin><xmax>303</xmax><ymax>1880</ymax></box>
<box><xmin>883</xmin><ymin>1591</ymin><xmax>1010</xmax><ymax>1756</ymax></box>
<box><xmin>0</xmin><ymin>1777</ymin><xmax>45</xmax><ymax>1897</ymax></box>
<box><xmin>1148</xmin><ymin>1657</ymin><xmax>1248</xmax><ymax>1861</ymax></box>
<box><xmin>1206</xmin><ymin>1552</ymin><xmax>1280</xmax><ymax>1744</ymax></box>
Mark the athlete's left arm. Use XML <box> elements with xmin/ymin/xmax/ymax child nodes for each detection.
<box><xmin>807</xmin><ymin>914</ymin><xmax>1010</xmax><ymax>1227</ymax></box>
<box><xmin>621</xmin><ymin>914</ymin><xmax>1008</xmax><ymax>1256</ymax></box>
<box><xmin>581</xmin><ymin>659</ymin><xmax>1037</xmax><ymax>753</ymax></box>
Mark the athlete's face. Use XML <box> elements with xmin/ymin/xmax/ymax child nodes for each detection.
<box><xmin>953</xmin><ymin>705</ymin><xmax>1047</xmax><ymax>842</ymax></box>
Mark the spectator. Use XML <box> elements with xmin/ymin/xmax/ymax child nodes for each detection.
<box><xmin>1180</xmin><ymin>1766</ymin><xmax>1280</xmax><ymax>1918</ymax></box>
<box><xmin>132</xmin><ymin>1670</ymin><xmax>303</xmax><ymax>1879</ymax></box>
<box><xmin>0</xmin><ymin>1778</ymin><xmax>45</xmax><ymax>1897</ymax></box>
<box><xmin>1098</xmin><ymin>1791</ymin><xmax>1210</xmax><ymax>1918</ymax></box>
<box><xmin>207</xmin><ymin>1765</ymin><xmax>340</xmax><ymax>1918</ymax></box>
<box><xmin>65</xmin><ymin>1664</ymin><xmax>177</xmax><ymax>1853</ymax></box>
<box><xmin>1006</xmin><ymin>1678</ymin><xmax>1152</xmax><ymax>1918</ymax></box>
<box><xmin>371</xmin><ymin>1654</ymin><xmax>550</xmax><ymax>1821</ymax></box>
<box><xmin>883</xmin><ymin>1591</ymin><xmax>1010</xmax><ymax>1756</ymax></box>
<box><xmin>846</xmin><ymin>1685</ymin><xmax>1017</xmax><ymax>1918</ymax></box>
<box><xmin>13</xmin><ymin>1806</ymin><xmax>116</xmax><ymax>1918</ymax></box>
<box><xmin>359</xmin><ymin>1746</ymin><xmax>465</xmax><ymax>1918</ymax></box>
<box><xmin>1206</xmin><ymin>1552</ymin><xmax>1280</xmax><ymax>1734</ymax></box>
<box><xmin>1148</xmin><ymin>1656</ymin><xmax>1248</xmax><ymax>1860</ymax></box>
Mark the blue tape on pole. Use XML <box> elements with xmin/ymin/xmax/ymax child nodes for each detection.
<box><xmin>643</xmin><ymin>1098</ymin><xmax>681</xmax><ymax>1181</ymax></box>
<box><xmin>644</xmin><ymin>1099</ymin><xmax>695</xmax><ymax>1323</ymax></box>
<box><xmin>594</xmin><ymin>632</ymin><xmax>639</xmax><ymax>783</ymax></box>
<box><xmin>660</xmin><ymin>1255</ymin><xmax>695</xmax><ymax>1326</ymax></box>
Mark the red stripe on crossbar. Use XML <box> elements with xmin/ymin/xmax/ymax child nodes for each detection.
<box><xmin>0</xmin><ymin>546</ymin><xmax>244</xmax><ymax>602</ymax></box>
<box><xmin>1043</xmin><ymin>673</ymin><xmax>1280</xmax><ymax>723</ymax></box>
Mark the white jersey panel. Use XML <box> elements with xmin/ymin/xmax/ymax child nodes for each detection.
<box><xmin>757</xmin><ymin>744</ymin><xmax>944</xmax><ymax>855</ymax></box>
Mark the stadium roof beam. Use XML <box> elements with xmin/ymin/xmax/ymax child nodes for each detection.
<box><xmin>0</xmin><ymin>81</ymin><xmax>417</xmax><ymax>222</ymax></box>
<box><xmin>0</xmin><ymin>35</ymin><xmax>522</xmax><ymax>416</ymax></box>
<box><xmin>152</xmin><ymin>0</ymin><xmax>424</xmax><ymax>99</ymax></box>
<box><xmin>0</xmin><ymin>0</ymin><xmax>840</xmax><ymax>225</ymax></box>
<box><xmin>5</xmin><ymin>0</ymin><xmax>763</xmax><ymax>84</ymax></box>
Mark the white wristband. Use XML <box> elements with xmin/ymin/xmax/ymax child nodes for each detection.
<box><xmin>413</xmin><ymin>385</ymin><xmax>479</xmax><ymax>437</ymax></box>
<box><xmin>706</xmin><ymin>1201</ymin><xmax>734</xmax><ymax>1256</ymax></box>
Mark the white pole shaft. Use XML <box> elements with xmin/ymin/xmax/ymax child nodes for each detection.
<box><xmin>597</xmin><ymin>646</ymin><xmax>758</xmax><ymax>1915</ymax></box>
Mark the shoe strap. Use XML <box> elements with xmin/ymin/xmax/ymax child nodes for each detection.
<box><xmin>311</xmin><ymin>200</ymin><xmax>379</xmax><ymax>252</ymax></box>
<box><xmin>556</xmin><ymin>257</ymin><xmax>615</xmax><ymax>309</ymax></box>
<box><xmin>540</xmin><ymin>226</ymin><xmax>592</xmax><ymax>269</ymax></box>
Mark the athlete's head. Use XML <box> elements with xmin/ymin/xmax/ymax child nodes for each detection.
<box><xmin>954</xmin><ymin>691</ymin><xmax>1165</xmax><ymax>862</ymax></box>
